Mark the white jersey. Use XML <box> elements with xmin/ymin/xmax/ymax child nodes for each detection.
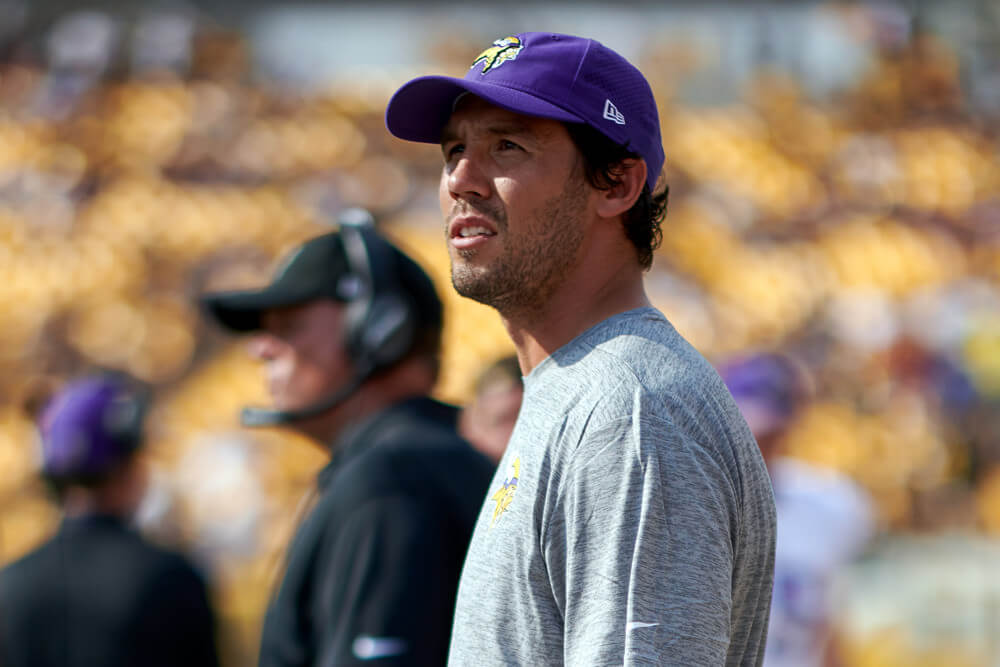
<box><xmin>764</xmin><ymin>457</ymin><xmax>874</xmax><ymax>667</ymax></box>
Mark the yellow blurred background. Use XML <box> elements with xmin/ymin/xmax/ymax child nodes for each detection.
<box><xmin>0</xmin><ymin>1</ymin><xmax>999</xmax><ymax>665</ymax></box>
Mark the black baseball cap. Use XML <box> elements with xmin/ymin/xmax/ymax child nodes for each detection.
<box><xmin>201</xmin><ymin>227</ymin><xmax>443</xmax><ymax>335</ymax></box>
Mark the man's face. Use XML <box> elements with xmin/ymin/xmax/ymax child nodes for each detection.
<box><xmin>247</xmin><ymin>300</ymin><xmax>353</xmax><ymax>412</ymax></box>
<box><xmin>438</xmin><ymin>96</ymin><xmax>594</xmax><ymax>315</ymax></box>
<box><xmin>460</xmin><ymin>380</ymin><xmax>524</xmax><ymax>464</ymax></box>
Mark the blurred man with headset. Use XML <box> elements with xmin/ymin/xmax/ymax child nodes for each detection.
<box><xmin>201</xmin><ymin>210</ymin><xmax>494</xmax><ymax>666</ymax></box>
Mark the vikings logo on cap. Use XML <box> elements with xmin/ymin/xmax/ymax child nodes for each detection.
<box><xmin>471</xmin><ymin>36</ymin><xmax>523</xmax><ymax>75</ymax></box>
<box><xmin>489</xmin><ymin>456</ymin><xmax>519</xmax><ymax>527</ymax></box>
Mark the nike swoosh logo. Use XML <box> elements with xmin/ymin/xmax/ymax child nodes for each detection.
<box><xmin>626</xmin><ymin>621</ymin><xmax>660</xmax><ymax>632</ymax></box>
<box><xmin>352</xmin><ymin>636</ymin><xmax>409</xmax><ymax>660</ymax></box>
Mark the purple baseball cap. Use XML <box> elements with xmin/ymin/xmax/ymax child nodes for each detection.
<box><xmin>385</xmin><ymin>32</ymin><xmax>665</xmax><ymax>192</ymax></box>
<box><xmin>719</xmin><ymin>354</ymin><xmax>809</xmax><ymax>438</ymax></box>
<box><xmin>39</xmin><ymin>376</ymin><xmax>145</xmax><ymax>480</ymax></box>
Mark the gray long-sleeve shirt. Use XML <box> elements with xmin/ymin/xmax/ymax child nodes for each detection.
<box><xmin>448</xmin><ymin>308</ymin><xmax>776</xmax><ymax>666</ymax></box>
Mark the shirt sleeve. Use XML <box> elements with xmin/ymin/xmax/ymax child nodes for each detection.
<box><xmin>313</xmin><ymin>495</ymin><xmax>462</xmax><ymax>666</ymax></box>
<box><xmin>543</xmin><ymin>414</ymin><xmax>738</xmax><ymax>666</ymax></box>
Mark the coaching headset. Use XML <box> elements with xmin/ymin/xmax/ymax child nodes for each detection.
<box><xmin>239</xmin><ymin>209</ymin><xmax>419</xmax><ymax>427</ymax></box>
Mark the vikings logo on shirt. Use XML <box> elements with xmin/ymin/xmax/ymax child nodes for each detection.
<box><xmin>471</xmin><ymin>36</ymin><xmax>523</xmax><ymax>75</ymax></box>
<box><xmin>489</xmin><ymin>457</ymin><xmax>519</xmax><ymax>527</ymax></box>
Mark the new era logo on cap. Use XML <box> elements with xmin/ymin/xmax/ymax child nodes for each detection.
<box><xmin>603</xmin><ymin>99</ymin><xmax>625</xmax><ymax>125</ymax></box>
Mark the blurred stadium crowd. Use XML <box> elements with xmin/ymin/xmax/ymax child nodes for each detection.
<box><xmin>0</xmin><ymin>2</ymin><xmax>999</xmax><ymax>665</ymax></box>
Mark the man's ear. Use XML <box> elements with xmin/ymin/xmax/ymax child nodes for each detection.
<box><xmin>594</xmin><ymin>158</ymin><xmax>647</xmax><ymax>219</ymax></box>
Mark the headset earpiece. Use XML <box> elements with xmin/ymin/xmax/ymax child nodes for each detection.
<box><xmin>358</xmin><ymin>292</ymin><xmax>415</xmax><ymax>368</ymax></box>
<box><xmin>338</xmin><ymin>212</ymin><xmax>417</xmax><ymax>372</ymax></box>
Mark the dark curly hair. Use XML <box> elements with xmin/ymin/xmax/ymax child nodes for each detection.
<box><xmin>564</xmin><ymin>123</ymin><xmax>668</xmax><ymax>270</ymax></box>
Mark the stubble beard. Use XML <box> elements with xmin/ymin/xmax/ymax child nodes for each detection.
<box><xmin>450</xmin><ymin>176</ymin><xmax>587</xmax><ymax>321</ymax></box>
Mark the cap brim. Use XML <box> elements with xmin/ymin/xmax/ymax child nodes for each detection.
<box><xmin>201</xmin><ymin>284</ymin><xmax>318</xmax><ymax>333</ymax></box>
<box><xmin>385</xmin><ymin>75</ymin><xmax>585</xmax><ymax>143</ymax></box>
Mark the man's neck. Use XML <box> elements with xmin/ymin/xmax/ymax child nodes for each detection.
<box><xmin>296</xmin><ymin>389</ymin><xmax>396</xmax><ymax>449</ymax></box>
<box><xmin>62</xmin><ymin>488</ymin><xmax>131</xmax><ymax>520</ymax></box>
<box><xmin>501</xmin><ymin>253</ymin><xmax>650</xmax><ymax>375</ymax></box>
<box><xmin>297</xmin><ymin>360</ymin><xmax>435</xmax><ymax>449</ymax></box>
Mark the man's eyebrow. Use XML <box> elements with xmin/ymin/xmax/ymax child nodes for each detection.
<box><xmin>440</xmin><ymin>126</ymin><xmax>459</xmax><ymax>146</ymax></box>
<box><xmin>440</xmin><ymin>121</ymin><xmax>537</xmax><ymax>145</ymax></box>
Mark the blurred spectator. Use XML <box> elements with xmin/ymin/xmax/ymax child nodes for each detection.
<box><xmin>131</xmin><ymin>9</ymin><xmax>196</xmax><ymax>79</ymax></box>
<box><xmin>459</xmin><ymin>354</ymin><xmax>522</xmax><ymax>464</ymax></box>
<box><xmin>35</xmin><ymin>10</ymin><xmax>120</xmax><ymax>119</ymax></box>
<box><xmin>0</xmin><ymin>374</ymin><xmax>219</xmax><ymax>667</ymax></box>
<box><xmin>201</xmin><ymin>213</ymin><xmax>494</xmax><ymax>666</ymax></box>
<box><xmin>721</xmin><ymin>352</ymin><xmax>875</xmax><ymax>667</ymax></box>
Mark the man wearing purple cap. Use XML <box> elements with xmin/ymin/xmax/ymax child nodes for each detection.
<box><xmin>0</xmin><ymin>375</ymin><xmax>219</xmax><ymax>667</ymax></box>
<box><xmin>719</xmin><ymin>353</ymin><xmax>874</xmax><ymax>667</ymax></box>
<box><xmin>386</xmin><ymin>32</ymin><xmax>777</xmax><ymax>665</ymax></box>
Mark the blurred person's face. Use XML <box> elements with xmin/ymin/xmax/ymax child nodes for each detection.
<box><xmin>120</xmin><ymin>456</ymin><xmax>151</xmax><ymax>517</ymax></box>
<box><xmin>460</xmin><ymin>379</ymin><xmax>524</xmax><ymax>464</ymax></box>
<box><xmin>248</xmin><ymin>300</ymin><xmax>352</xmax><ymax>413</ymax></box>
<box><xmin>60</xmin><ymin>456</ymin><xmax>150</xmax><ymax>519</ymax></box>
<box><xmin>732</xmin><ymin>396</ymin><xmax>786</xmax><ymax>463</ymax></box>
<box><xmin>439</xmin><ymin>96</ymin><xmax>592</xmax><ymax>315</ymax></box>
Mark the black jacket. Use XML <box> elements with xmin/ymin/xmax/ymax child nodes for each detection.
<box><xmin>0</xmin><ymin>514</ymin><xmax>219</xmax><ymax>667</ymax></box>
<box><xmin>258</xmin><ymin>397</ymin><xmax>494</xmax><ymax>667</ymax></box>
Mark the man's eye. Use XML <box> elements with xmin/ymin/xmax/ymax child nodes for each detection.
<box><xmin>498</xmin><ymin>140</ymin><xmax>521</xmax><ymax>151</ymax></box>
<box><xmin>444</xmin><ymin>144</ymin><xmax>464</xmax><ymax>159</ymax></box>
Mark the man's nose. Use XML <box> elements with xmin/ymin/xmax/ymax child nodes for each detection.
<box><xmin>446</xmin><ymin>154</ymin><xmax>491</xmax><ymax>202</ymax></box>
<box><xmin>247</xmin><ymin>333</ymin><xmax>282</xmax><ymax>361</ymax></box>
